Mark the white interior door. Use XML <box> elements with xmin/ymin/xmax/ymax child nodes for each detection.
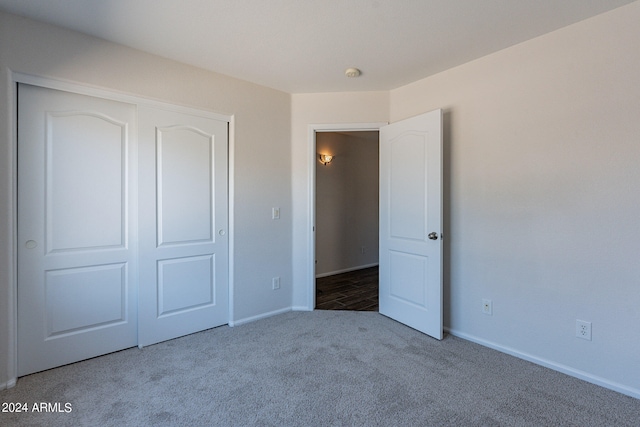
<box><xmin>379</xmin><ymin>109</ymin><xmax>443</xmax><ymax>340</ymax></box>
<box><xmin>17</xmin><ymin>84</ymin><xmax>138</xmax><ymax>375</ymax></box>
<box><xmin>137</xmin><ymin>105</ymin><xmax>229</xmax><ymax>347</ymax></box>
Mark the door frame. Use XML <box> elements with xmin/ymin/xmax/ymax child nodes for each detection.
<box><xmin>306</xmin><ymin>123</ymin><xmax>387</xmax><ymax>310</ymax></box>
<box><xmin>6</xmin><ymin>71</ymin><xmax>235</xmax><ymax>386</ymax></box>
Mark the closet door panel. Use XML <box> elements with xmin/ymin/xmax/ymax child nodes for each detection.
<box><xmin>17</xmin><ymin>84</ymin><xmax>138</xmax><ymax>376</ymax></box>
<box><xmin>138</xmin><ymin>105</ymin><xmax>229</xmax><ymax>347</ymax></box>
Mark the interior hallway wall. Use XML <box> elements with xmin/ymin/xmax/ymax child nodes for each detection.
<box><xmin>389</xmin><ymin>2</ymin><xmax>640</xmax><ymax>397</ymax></box>
<box><xmin>315</xmin><ymin>132</ymin><xmax>379</xmax><ymax>277</ymax></box>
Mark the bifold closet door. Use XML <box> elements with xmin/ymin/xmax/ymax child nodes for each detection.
<box><xmin>17</xmin><ymin>84</ymin><xmax>138</xmax><ymax>376</ymax></box>
<box><xmin>137</xmin><ymin>105</ymin><xmax>229</xmax><ymax>347</ymax></box>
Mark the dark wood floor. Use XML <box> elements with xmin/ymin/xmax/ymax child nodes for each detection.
<box><xmin>315</xmin><ymin>266</ymin><xmax>378</xmax><ymax>311</ymax></box>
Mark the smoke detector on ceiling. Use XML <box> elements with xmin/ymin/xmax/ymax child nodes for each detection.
<box><xmin>345</xmin><ymin>67</ymin><xmax>361</xmax><ymax>78</ymax></box>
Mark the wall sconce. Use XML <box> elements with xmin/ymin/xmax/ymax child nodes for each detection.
<box><xmin>318</xmin><ymin>154</ymin><xmax>334</xmax><ymax>165</ymax></box>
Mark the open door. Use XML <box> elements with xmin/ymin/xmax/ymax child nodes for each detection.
<box><xmin>379</xmin><ymin>109</ymin><xmax>443</xmax><ymax>339</ymax></box>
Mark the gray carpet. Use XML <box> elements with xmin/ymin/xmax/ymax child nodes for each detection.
<box><xmin>1</xmin><ymin>311</ymin><xmax>638</xmax><ymax>426</ymax></box>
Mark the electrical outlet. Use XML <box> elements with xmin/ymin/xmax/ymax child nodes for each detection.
<box><xmin>272</xmin><ymin>207</ymin><xmax>280</xmax><ymax>220</ymax></box>
<box><xmin>272</xmin><ymin>277</ymin><xmax>281</xmax><ymax>290</ymax></box>
<box><xmin>361</xmin><ymin>246</ymin><xmax>366</xmax><ymax>254</ymax></box>
<box><xmin>482</xmin><ymin>299</ymin><xmax>492</xmax><ymax>315</ymax></box>
<box><xmin>576</xmin><ymin>320</ymin><xmax>592</xmax><ymax>341</ymax></box>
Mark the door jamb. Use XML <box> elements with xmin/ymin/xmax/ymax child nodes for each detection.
<box><xmin>306</xmin><ymin>123</ymin><xmax>387</xmax><ymax>311</ymax></box>
<box><xmin>6</xmin><ymin>71</ymin><xmax>235</xmax><ymax>386</ymax></box>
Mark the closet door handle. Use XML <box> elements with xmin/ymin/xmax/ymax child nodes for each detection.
<box><xmin>428</xmin><ymin>232</ymin><xmax>438</xmax><ymax>241</ymax></box>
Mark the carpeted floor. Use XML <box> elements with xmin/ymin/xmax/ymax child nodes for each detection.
<box><xmin>1</xmin><ymin>311</ymin><xmax>638</xmax><ymax>426</ymax></box>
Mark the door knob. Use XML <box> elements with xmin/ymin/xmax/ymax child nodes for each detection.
<box><xmin>428</xmin><ymin>232</ymin><xmax>438</xmax><ymax>241</ymax></box>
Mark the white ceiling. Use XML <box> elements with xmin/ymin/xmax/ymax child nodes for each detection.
<box><xmin>0</xmin><ymin>0</ymin><xmax>635</xmax><ymax>93</ymax></box>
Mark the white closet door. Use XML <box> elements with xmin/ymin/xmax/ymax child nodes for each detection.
<box><xmin>17</xmin><ymin>84</ymin><xmax>138</xmax><ymax>376</ymax></box>
<box><xmin>137</xmin><ymin>105</ymin><xmax>229</xmax><ymax>347</ymax></box>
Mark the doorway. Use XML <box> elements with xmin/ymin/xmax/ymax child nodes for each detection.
<box><xmin>314</xmin><ymin>131</ymin><xmax>379</xmax><ymax>311</ymax></box>
<box><xmin>307</xmin><ymin>111</ymin><xmax>443</xmax><ymax>339</ymax></box>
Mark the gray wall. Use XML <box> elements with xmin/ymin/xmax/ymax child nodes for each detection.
<box><xmin>292</xmin><ymin>2</ymin><xmax>640</xmax><ymax>397</ymax></box>
<box><xmin>390</xmin><ymin>3</ymin><xmax>640</xmax><ymax>396</ymax></box>
<box><xmin>315</xmin><ymin>132</ymin><xmax>379</xmax><ymax>276</ymax></box>
<box><xmin>0</xmin><ymin>11</ymin><xmax>292</xmax><ymax>386</ymax></box>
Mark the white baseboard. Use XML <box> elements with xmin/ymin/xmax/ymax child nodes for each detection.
<box><xmin>1</xmin><ymin>378</ymin><xmax>17</xmax><ymax>390</ymax></box>
<box><xmin>229</xmin><ymin>307</ymin><xmax>292</xmax><ymax>327</ymax></box>
<box><xmin>315</xmin><ymin>263</ymin><xmax>379</xmax><ymax>279</ymax></box>
<box><xmin>445</xmin><ymin>327</ymin><xmax>640</xmax><ymax>400</ymax></box>
<box><xmin>291</xmin><ymin>306</ymin><xmax>313</xmax><ymax>312</ymax></box>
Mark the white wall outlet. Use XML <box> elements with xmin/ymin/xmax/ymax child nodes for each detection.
<box><xmin>482</xmin><ymin>299</ymin><xmax>493</xmax><ymax>315</ymax></box>
<box><xmin>272</xmin><ymin>207</ymin><xmax>280</xmax><ymax>220</ymax></box>
<box><xmin>576</xmin><ymin>320</ymin><xmax>592</xmax><ymax>340</ymax></box>
<box><xmin>272</xmin><ymin>277</ymin><xmax>281</xmax><ymax>290</ymax></box>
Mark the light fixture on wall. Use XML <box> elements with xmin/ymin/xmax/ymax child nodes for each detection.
<box><xmin>318</xmin><ymin>154</ymin><xmax>334</xmax><ymax>165</ymax></box>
